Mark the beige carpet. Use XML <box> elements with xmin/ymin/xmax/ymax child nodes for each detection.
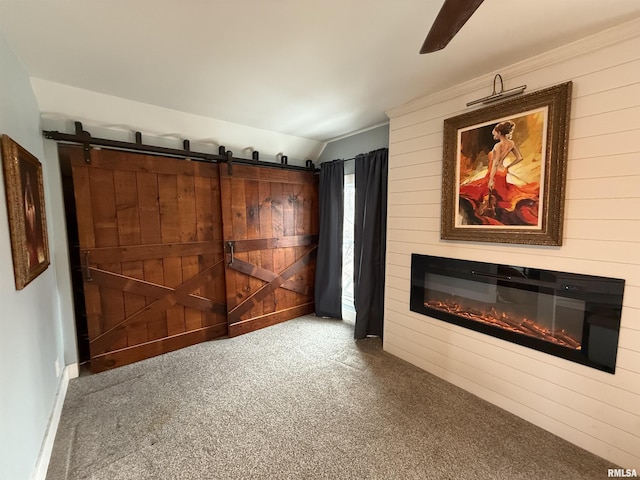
<box><xmin>46</xmin><ymin>315</ymin><xmax>611</xmax><ymax>479</ymax></box>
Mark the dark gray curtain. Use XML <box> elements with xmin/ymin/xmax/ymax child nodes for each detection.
<box><xmin>354</xmin><ymin>148</ymin><xmax>388</xmax><ymax>339</ymax></box>
<box><xmin>314</xmin><ymin>160</ymin><xmax>344</xmax><ymax>318</ymax></box>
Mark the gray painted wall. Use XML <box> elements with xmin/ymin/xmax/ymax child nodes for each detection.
<box><xmin>0</xmin><ymin>32</ymin><xmax>66</xmax><ymax>480</ymax></box>
<box><xmin>317</xmin><ymin>124</ymin><xmax>389</xmax><ymax>164</ymax></box>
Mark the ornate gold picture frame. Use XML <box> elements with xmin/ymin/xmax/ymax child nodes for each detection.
<box><xmin>441</xmin><ymin>82</ymin><xmax>572</xmax><ymax>246</ymax></box>
<box><xmin>1</xmin><ymin>134</ymin><xmax>50</xmax><ymax>289</ymax></box>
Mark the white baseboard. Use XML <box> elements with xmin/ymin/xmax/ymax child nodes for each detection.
<box><xmin>66</xmin><ymin>362</ymin><xmax>79</xmax><ymax>380</ymax></box>
<box><xmin>30</xmin><ymin>363</ymin><xmax>74</xmax><ymax>480</ymax></box>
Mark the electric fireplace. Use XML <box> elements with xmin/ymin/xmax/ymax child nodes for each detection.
<box><xmin>410</xmin><ymin>254</ymin><xmax>625</xmax><ymax>373</ymax></box>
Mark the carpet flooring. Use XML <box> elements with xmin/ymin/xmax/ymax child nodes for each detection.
<box><xmin>46</xmin><ymin>315</ymin><xmax>612</xmax><ymax>479</ymax></box>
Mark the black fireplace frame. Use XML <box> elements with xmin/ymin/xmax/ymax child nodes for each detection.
<box><xmin>410</xmin><ymin>254</ymin><xmax>625</xmax><ymax>373</ymax></box>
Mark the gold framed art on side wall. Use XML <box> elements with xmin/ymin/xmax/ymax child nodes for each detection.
<box><xmin>1</xmin><ymin>134</ymin><xmax>50</xmax><ymax>289</ymax></box>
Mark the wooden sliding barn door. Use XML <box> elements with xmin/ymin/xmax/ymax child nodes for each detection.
<box><xmin>62</xmin><ymin>146</ymin><xmax>227</xmax><ymax>372</ymax></box>
<box><xmin>219</xmin><ymin>164</ymin><xmax>318</xmax><ymax>336</ymax></box>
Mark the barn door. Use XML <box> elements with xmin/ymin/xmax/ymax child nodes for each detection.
<box><xmin>62</xmin><ymin>146</ymin><xmax>227</xmax><ymax>372</ymax></box>
<box><xmin>219</xmin><ymin>163</ymin><xmax>318</xmax><ymax>336</ymax></box>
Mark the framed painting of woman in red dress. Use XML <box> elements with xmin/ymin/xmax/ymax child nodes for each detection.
<box><xmin>441</xmin><ymin>82</ymin><xmax>572</xmax><ymax>246</ymax></box>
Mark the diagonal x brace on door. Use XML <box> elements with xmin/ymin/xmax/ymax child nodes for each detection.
<box><xmin>87</xmin><ymin>266</ymin><xmax>227</xmax><ymax>314</ymax></box>
<box><xmin>90</xmin><ymin>260</ymin><xmax>223</xmax><ymax>353</ymax></box>
<box><xmin>227</xmin><ymin>245</ymin><xmax>317</xmax><ymax>323</ymax></box>
<box><xmin>228</xmin><ymin>257</ymin><xmax>310</xmax><ymax>295</ymax></box>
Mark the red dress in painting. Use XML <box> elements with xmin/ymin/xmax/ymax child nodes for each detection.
<box><xmin>459</xmin><ymin>151</ymin><xmax>539</xmax><ymax>226</ymax></box>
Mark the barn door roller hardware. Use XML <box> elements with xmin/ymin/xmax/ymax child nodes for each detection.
<box><xmin>43</xmin><ymin>121</ymin><xmax>319</xmax><ymax>172</ymax></box>
<box><xmin>466</xmin><ymin>74</ymin><xmax>527</xmax><ymax>107</ymax></box>
<box><xmin>220</xmin><ymin>146</ymin><xmax>234</xmax><ymax>175</ymax></box>
<box><xmin>44</xmin><ymin>122</ymin><xmax>223</xmax><ymax>163</ymax></box>
<box><xmin>69</xmin><ymin>122</ymin><xmax>93</xmax><ymax>164</ymax></box>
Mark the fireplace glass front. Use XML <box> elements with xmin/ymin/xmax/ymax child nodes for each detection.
<box><xmin>410</xmin><ymin>254</ymin><xmax>624</xmax><ymax>373</ymax></box>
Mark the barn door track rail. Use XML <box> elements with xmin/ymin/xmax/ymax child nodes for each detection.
<box><xmin>43</xmin><ymin>121</ymin><xmax>318</xmax><ymax>172</ymax></box>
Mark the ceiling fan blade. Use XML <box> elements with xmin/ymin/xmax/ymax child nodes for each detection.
<box><xmin>420</xmin><ymin>0</ymin><xmax>484</xmax><ymax>54</ymax></box>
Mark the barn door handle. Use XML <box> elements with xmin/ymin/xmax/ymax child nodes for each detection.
<box><xmin>83</xmin><ymin>250</ymin><xmax>93</xmax><ymax>282</ymax></box>
<box><xmin>226</xmin><ymin>242</ymin><xmax>235</xmax><ymax>265</ymax></box>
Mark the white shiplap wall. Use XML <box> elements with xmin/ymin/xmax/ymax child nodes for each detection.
<box><xmin>384</xmin><ymin>19</ymin><xmax>640</xmax><ymax>469</ymax></box>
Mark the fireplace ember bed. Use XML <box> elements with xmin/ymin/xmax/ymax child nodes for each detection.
<box><xmin>410</xmin><ymin>254</ymin><xmax>625</xmax><ymax>373</ymax></box>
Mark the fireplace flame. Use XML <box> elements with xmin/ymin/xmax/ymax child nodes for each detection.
<box><xmin>424</xmin><ymin>300</ymin><xmax>581</xmax><ymax>350</ymax></box>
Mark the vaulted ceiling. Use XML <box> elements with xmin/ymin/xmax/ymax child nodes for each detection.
<box><xmin>1</xmin><ymin>1</ymin><xmax>639</xmax><ymax>142</ymax></box>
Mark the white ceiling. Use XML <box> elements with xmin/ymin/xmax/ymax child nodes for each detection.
<box><xmin>1</xmin><ymin>0</ymin><xmax>640</xmax><ymax>143</ymax></box>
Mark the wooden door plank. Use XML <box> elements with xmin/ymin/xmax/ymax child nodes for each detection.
<box><xmin>303</xmin><ymin>182</ymin><xmax>314</xmax><ymax>235</ymax></box>
<box><xmin>248</xmin><ymin>249</ymin><xmax>264</xmax><ymax>318</ymax></box>
<box><xmin>283</xmin><ymin>245</ymin><xmax>296</xmax><ymax>309</ymax></box>
<box><xmin>219</xmin><ymin>172</ymin><xmax>237</xmax><ymax>316</ymax></box>
<box><xmin>194</xmin><ymin>175</ymin><xmax>213</xmax><ymax>301</ymax></box>
<box><xmin>195</xmin><ymin>174</ymin><xmax>226</xmax><ymax>328</ymax></box>
<box><xmin>194</xmin><ymin>175</ymin><xmax>214</xmax><ymax>242</ymax></box>
<box><xmin>71</xmin><ymin>164</ymin><xmax>96</xmax><ymax>248</ymax></box>
<box><xmin>89</xmin><ymin>167</ymin><xmax>127</xmax><ymax>350</ymax></box>
<box><xmin>293</xmin><ymin>183</ymin><xmax>305</xmax><ymax>236</ymax></box>
<box><xmin>245</xmin><ymin>179</ymin><xmax>261</xmax><ymax>240</ymax></box>
<box><xmin>231</xmin><ymin>178</ymin><xmax>250</xmax><ymax>315</ymax></box>
<box><xmin>177</xmin><ymin>175</ymin><xmax>197</xmax><ymax>243</ymax></box>
<box><xmin>136</xmin><ymin>170</ymin><xmax>168</xmax><ymax>339</ymax></box>
<box><xmin>114</xmin><ymin>170</ymin><xmax>141</xmax><ymax>246</ymax></box>
<box><xmin>137</xmin><ymin>171</ymin><xmax>163</xmax><ymax>245</ymax></box>
<box><xmin>113</xmin><ymin>169</ymin><xmax>148</xmax><ymax>345</ymax></box>
<box><xmin>211</xmin><ymin>173</ymin><xmax>223</xmax><ymax>243</ymax></box>
<box><xmin>218</xmin><ymin>174</ymin><xmax>234</xmax><ymax>242</ymax></box>
<box><xmin>291</xmin><ymin>183</ymin><xmax>307</xmax><ymax>306</ymax></box>
<box><xmin>209</xmin><ymin>171</ymin><xmax>225</xmax><ymax>323</ymax></box>
<box><xmin>158</xmin><ymin>174</ymin><xmax>180</xmax><ymax>244</ymax></box>
<box><xmin>183</xmin><ymin>255</ymin><xmax>203</xmax><ymax>330</ymax></box>
<box><xmin>242</xmin><ymin>179</ymin><xmax>263</xmax><ymax>318</ymax></box>
<box><xmin>246</xmin><ymin>179</ymin><xmax>263</xmax><ymax>319</ymax></box>
<box><xmin>71</xmin><ymin>162</ymin><xmax>104</xmax><ymax>340</ymax></box>
<box><xmin>158</xmin><ymin>173</ymin><xmax>185</xmax><ymax>335</ymax></box>
<box><xmin>177</xmin><ymin>175</ymin><xmax>202</xmax><ymax>330</ymax></box>
<box><xmin>282</xmin><ymin>182</ymin><xmax>295</xmax><ymax>237</ymax></box>
<box><xmin>84</xmin><ymin>284</ymin><xmax>104</xmax><ymax>342</ymax></box>
<box><xmin>268</xmin><ymin>181</ymin><xmax>287</xmax><ymax>311</ymax></box>
<box><xmin>144</xmin><ymin>258</ymin><xmax>169</xmax><ymax>341</ymax></box>
<box><xmin>90</xmin><ymin>168</ymin><xmax>120</xmax><ymax>247</ymax></box>
<box><xmin>165</xmin><ymin>256</ymin><xmax>185</xmax><ymax>336</ymax></box>
<box><xmin>259</xmin><ymin>181</ymin><xmax>275</xmax><ymax>314</ymax></box>
<box><xmin>121</xmin><ymin>262</ymin><xmax>148</xmax><ymax>345</ymax></box>
<box><xmin>231</xmin><ymin>177</ymin><xmax>247</xmax><ymax>241</ymax></box>
<box><xmin>281</xmin><ymin>181</ymin><xmax>296</xmax><ymax>310</ymax></box>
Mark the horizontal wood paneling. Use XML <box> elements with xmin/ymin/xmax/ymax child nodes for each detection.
<box><xmin>563</xmin><ymin>219</ymin><xmax>640</xmax><ymax>243</ymax></box>
<box><xmin>566</xmin><ymin>153</ymin><xmax>640</xmax><ymax>180</ymax></box>
<box><xmin>385</xmin><ymin>28</ymin><xmax>640</xmax><ymax>469</ymax></box>
<box><xmin>566</xmin><ymin>175</ymin><xmax>639</xmax><ymax>200</ymax></box>
<box><xmin>573</xmin><ymin>82</ymin><xmax>640</xmax><ymax>119</ymax></box>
